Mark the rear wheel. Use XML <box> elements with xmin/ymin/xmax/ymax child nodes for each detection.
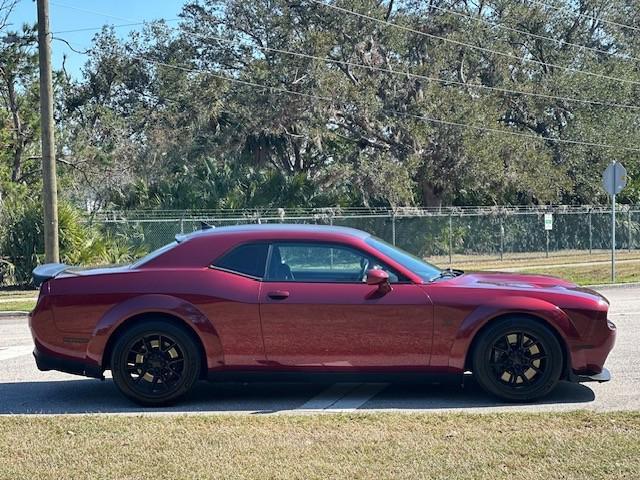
<box><xmin>111</xmin><ymin>320</ymin><xmax>201</xmax><ymax>406</ymax></box>
<box><xmin>472</xmin><ymin>317</ymin><xmax>563</xmax><ymax>402</ymax></box>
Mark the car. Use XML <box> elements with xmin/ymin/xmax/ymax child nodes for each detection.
<box><xmin>29</xmin><ymin>224</ymin><xmax>615</xmax><ymax>406</ymax></box>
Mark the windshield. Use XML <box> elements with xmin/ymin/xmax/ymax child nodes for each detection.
<box><xmin>365</xmin><ymin>236</ymin><xmax>441</xmax><ymax>282</ymax></box>
<box><xmin>131</xmin><ymin>241</ymin><xmax>178</xmax><ymax>268</ymax></box>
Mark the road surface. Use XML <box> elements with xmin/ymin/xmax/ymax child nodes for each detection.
<box><xmin>0</xmin><ymin>286</ymin><xmax>638</xmax><ymax>415</ymax></box>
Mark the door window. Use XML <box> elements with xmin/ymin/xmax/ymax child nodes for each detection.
<box><xmin>267</xmin><ymin>243</ymin><xmax>400</xmax><ymax>283</ymax></box>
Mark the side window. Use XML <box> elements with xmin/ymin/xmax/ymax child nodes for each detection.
<box><xmin>268</xmin><ymin>243</ymin><xmax>401</xmax><ymax>283</ymax></box>
<box><xmin>213</xmin><ymin>243</ymin><xmax>268</xmax><ymax>278</ymax></box>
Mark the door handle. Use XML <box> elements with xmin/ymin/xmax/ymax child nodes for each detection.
<box><xmin>267</xmin><ymin>290</ymin><xmax>290</xmax><ymax>300</ymax></box>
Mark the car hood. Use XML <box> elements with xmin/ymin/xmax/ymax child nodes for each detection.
<box><xmin>437</xmin><ymin>270</ymin><xmax>609</xmax><ymax>304</ymax></box>
<box><xmin>454</xmin><ymin>271</ymin><xmax>576</xmax><ymax>289</ymax></box>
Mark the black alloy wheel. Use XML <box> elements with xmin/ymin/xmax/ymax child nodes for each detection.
<box><xmin>111</xmin><ymin>320</ymin><xmax>201</xmax><ymax>406</ymax></box>
<box><xmin>472</xmin><ymin>317</ymin><xmax>563</xmax><ymax>402</ymax></box>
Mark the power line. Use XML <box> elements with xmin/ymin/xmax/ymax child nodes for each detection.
<box><xmin>49</xmin><ymin>4</ymin><xmax>640</xmax><ymax>111</ymax></box>
<box><xmin>50</xmin><ymin>4</ymin><xmax>640</xmax><ymax>151</ymax></box>
<box><xmin>52</xmin><ymin>0</ymin><xmax>640</xmax><ymax>89</ymax></box>
<box><xmin>529</xmin><ymin>0</ymin><xmax>640</xmax><ymax>34</ymax></box>
<box><xmin>54</xmin><ymin>21</ymin><xmax>178</xmax><ymax>36</ymax></box>
<box><xmin>427</xmin><ymin>3</ymin><xmax>640</xmax><ymax>63</ymax></box>
<box><xmin>49</xmin><ymin>1</ymin><xmax>178</xmax><ymax>34</ymax></box>
<box><xmin>51</xmin><ymin>1</ymin><xmax>142</xmax><ymax>23</ymax></box>
<box><xmin>309</xmin><ymin>0</ymin><xmax>640</xmax><ymax>87</ymax></box>
<box><xmin>131</xmin><ymin>54</ymin><xmax>640</xmax><ymax>153</ymax></box>
<box><xmin>181</xmin><ymin>30</ymin><xmax>640</xmax><ymax>111</ymax></box>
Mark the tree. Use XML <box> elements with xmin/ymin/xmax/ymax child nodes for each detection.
<box><xmin>54</xmin><ymin>1</ymin><xmax>640</xmax><ymax>210</ymax></box>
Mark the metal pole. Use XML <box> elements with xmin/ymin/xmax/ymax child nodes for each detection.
<box><xmin>448</xmin><ymin>212</ymin><xmax>452</xmax><ymax>267</ymax></box>
<box><xmin>589</xmin><ymin>209</ymin><xmax>593</xmax><ymax>255</ymax></box>
<box><xmin>37</xmin><ymin>0</ymin><xmax>59</xmax><ymax>263</ymax></box>
<box><xmin>391</xmin><ymin>211</ymin><xmax>396</xmax><ymax>246</ymax></box>
<box><xmin>628</xmin><ymin>208</ymin><xmax>632</xmax><ymax>253</ymax></box>
<box><xmin>499</xmin><ymin>217</ymin><xmax>504</xmax><ymax>261</ymax></box>
<box><xmin>612</xmin><ymin>194</ymin><xmax>616</xmax><ymax>282</ymax></box>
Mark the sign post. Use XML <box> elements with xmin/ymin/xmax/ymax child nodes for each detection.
<box><xmin>602</xmin><ymin>161</ymin><xmax>628</xmax><ymax>282</ymax></box>
<box><xmin>544</xmin><ymin>213</ymin><xmax>553</xmax><ymax>258</ymax></box>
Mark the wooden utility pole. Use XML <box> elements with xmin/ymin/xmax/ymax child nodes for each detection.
<box><xmin>36</xmin><ymin>0</ymin><xmax>59</xmax><ymax>263</ymax></box>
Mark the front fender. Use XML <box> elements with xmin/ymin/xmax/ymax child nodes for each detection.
<box><xmin>86</xmin><ymin>294</ymin><xmax>223</xmax><ymax>369</ymax></box>
<box><xmin>448</xmin><ymin>296</ymin><xmax>579</xmax><ymax>371</ymax></box>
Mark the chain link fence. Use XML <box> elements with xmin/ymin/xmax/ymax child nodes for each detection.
<box><xmin>91</xmin><ymin>205</ymin><xmax>640</xmax><ymax>265</ymax></box>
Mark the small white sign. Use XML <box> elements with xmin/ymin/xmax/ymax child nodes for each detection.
<box><xmin>544</xmin><ymin>213</ymin><xmax>553</xmax><ymax>231</ymax></box>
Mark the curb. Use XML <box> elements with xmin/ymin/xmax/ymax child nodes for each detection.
<box><xmin>0</xmin><ymin>311</ymin><xmax>28</xmax><ymax>319</ymax></box>
<box><xmin>585</xmin><ymin>282</ymin><xmax>640</xmax><ymax>290</ymax></box>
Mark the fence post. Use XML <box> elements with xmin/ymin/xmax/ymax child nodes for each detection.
<box><xmin>180</xmin><ymin>218</ymin><xmax>184</xmax><ymax>234</ymax></box>
<box><xmin>391</xmin><ymin>211</ymin><xmax>396</xmax><ymax>246</ymax></box>
<box><xmin>499</xmin><ymin>216</ymin><xmax>504</xmax><ymax>261</ymax></box>
<box><xmin>589</xmin><ymin>208</ymin><xmax>593</xmax><ymax>255</ymax></box>
<box><xmin>448</xmin><ymin>211</ymin><xmax>453</xmax><ymax>267</ymax></box>
<box><xmin>628</xmin><ymin>208</ymin><xmax>632</xmax><ymax>253</ymax></box>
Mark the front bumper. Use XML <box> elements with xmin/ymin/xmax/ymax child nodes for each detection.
<box><xmin>33</xmin><ymin>346</ymin><xmax>104</xmax><ymax>380</ymax></box>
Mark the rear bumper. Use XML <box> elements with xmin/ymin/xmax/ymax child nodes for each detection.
<box><xmin>33</xmin><ymin>346</ymin><xmax>104</xmax><ymax>380</ymax></box>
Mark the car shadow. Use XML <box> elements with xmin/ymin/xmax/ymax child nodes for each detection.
<box><xmin>0</xmin><ymin>376</ymin><xmax>595</xmax><ymax>415</ymax></box>
<box><xmin>358</xmin><ymin>377</ymin><xmax>596</xmax><ymax>412</ymax></box>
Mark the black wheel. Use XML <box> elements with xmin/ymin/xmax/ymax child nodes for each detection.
<box><xmin>472</xmin><ymin>317</ymin><xmax>563</xmax><ymax>402</ymax></box>
<box><xmin>111</xmin><ymin>320</ymin><xmax>201</xmax><ymax>406</ymax></box>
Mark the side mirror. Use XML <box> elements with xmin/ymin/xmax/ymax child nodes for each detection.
<box><xmin>366</xmin><ymin>268</ymin><xmax>389</xmax><ymax>286</ymax></box>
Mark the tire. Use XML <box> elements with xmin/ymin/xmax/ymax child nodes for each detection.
<box><xmin>472</xmin><ymin>317</ymin><xmax>563</xmax><ymax>402</ymax></box>
<box><xmin>111</xmin><ymin>320</ymin><xmax>201</xmax><ymax>406</ymax></box>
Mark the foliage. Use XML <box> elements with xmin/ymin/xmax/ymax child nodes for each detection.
<box><xmin>43</xmin><ymin>0</ymin><xmax>640</xmax><ymax>211</ymax></box>
<box><xmin>1</xmin><ymin>1</ymin><xmax>640</xmax><ymax>276</ymax></box>
<box><xmin>0</xmin><ymin>193</ymin><xmax>147</xmax><ymax>285</ymax></box>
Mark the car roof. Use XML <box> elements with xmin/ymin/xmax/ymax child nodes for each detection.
<box><xmin>176</xmin><ymin>223</ymin><xmax>371</xmax><ymax>242</ymax></box>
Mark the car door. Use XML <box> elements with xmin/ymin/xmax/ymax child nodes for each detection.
<box><xmin>258</xmin><ymin>242</ymin><xmax>433</xmax><ymax>370</ymax></box>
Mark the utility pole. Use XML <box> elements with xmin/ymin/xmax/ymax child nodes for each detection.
<box><xmin>37</xmin><ymin>0</ymin><xmax>59</xmax><ymax>263</ymax></box>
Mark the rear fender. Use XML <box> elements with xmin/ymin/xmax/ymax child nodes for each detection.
<box><xmin>448</xmin><ymin>296</ymin><xmax>579</xmax><ymax>371</ymax></box>
<box><xmin>86</xmin><ymin>294</ymin><xmax>223</xmax><ymax>369</ymax></box>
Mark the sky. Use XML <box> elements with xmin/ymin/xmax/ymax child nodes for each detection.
<box><xmin>7</xmin><ymin>0</ymin><xmax>187</xmax><ymax>78</ymax></box>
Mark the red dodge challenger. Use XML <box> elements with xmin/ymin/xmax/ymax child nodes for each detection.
<box><xmin>30</xmin><ymin>224</ymin><xmax>615</xmax><ymax>406</ymax></box>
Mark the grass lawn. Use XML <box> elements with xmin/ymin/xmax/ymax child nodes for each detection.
<box><xmin>522</xmin><ymin>262</ymin><xmax>640</xmax><ymax>285</ymax></box>
<box><xmin>0</xmin><ymin>411</ymin><xmax>638</xmax><ymax>479</ymax></box>
<box><xmin>433</xmin><ymin>250</ymin><xmax>640</xmax><ymax>285</ymax></box>
<box><xmin>0</xmin><ymin>299</ymin><xmax>36</xmax><ymax>312</ymax></box>
<box><xmin>0</xmin><ymin>290</ymin><xmax>37</xmax><ymax>312</ymax></box>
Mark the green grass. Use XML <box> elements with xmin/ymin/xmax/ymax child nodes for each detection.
<box><xmin>0</xmin><ymin>289</ymin><xmax>37</xmax><ymax>297</ymax></box>
<box><xmin>522</xmin><ymin>262</ymin><xmax>640</xmax><ymax>285</ymax></box>
<box><xmin>440</xmin><ymin>250</ymin><xmax>640</xmax><ymax>285</ymax></box>
<box><xmin>0</xmin><ymin>299</ymin><xmax>35</xmax><ymax>312</ymax></box>
<box><xmin>0</xmin><ymin>411</ymin><xmax>638</xmax><ymax>479</ymax></box>
<box><xmin>0</xmin><ymin>289</ymin><xmax>37</xmax><ymax>312</ymax></box>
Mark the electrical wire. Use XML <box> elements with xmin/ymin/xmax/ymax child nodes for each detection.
<box><xmin>309</xmin><ymin>0</ymin><xmax>640</xmax><ymax>87</ymax></box>
<box><xmin>528</xmin><ymin>0</ymin><xmax>640</xmax><ymax>34</ymax></box>
<box><xmin>48</xmin><ymin>3</ymin><xmax>640</xmax><ymax>111</ymax></box>
<box><xmin>131</xmin><ymin>54</ymin><xmax>640</xmax><ymax>153</ymax></box>
<box><xmin>426</xmin><ymin>3</ymin><xmax>639</xmax><ymax>63</ymax></box>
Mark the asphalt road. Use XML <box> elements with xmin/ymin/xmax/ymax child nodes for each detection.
<box><xmin>1</xmin><ymin>285</ymin><xmax>638</xmax><ymax>416</ymax></box>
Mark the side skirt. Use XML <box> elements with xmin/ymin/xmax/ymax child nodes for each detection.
<box><xmin>205</xmin><ymin>370</ymin><xmax>463</xmax><ymax>385</ymax></box>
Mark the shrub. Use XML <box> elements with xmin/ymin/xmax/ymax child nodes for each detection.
<box><xmin>0</xmin><ymin>197</ymin><xmax>147</xmax><ymax>286</ymax></box>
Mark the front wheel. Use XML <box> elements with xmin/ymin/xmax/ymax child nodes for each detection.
<box><xmin>111</xmin><ymin>320</ymin><xmax>201</xmax><ymax>406</ymax></box>
<box><xmin>472</xmin><ymin>317</ymin><xmax>563</xmax><ymax>402</ymax></box>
